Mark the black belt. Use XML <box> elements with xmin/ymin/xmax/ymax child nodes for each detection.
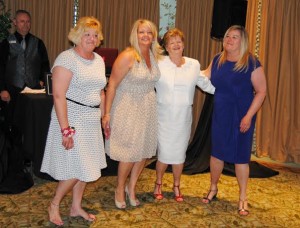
<box><xmin>66</xmin><ymin>98</ymin><xmax>100</xmax><ymax>108</ymax></box>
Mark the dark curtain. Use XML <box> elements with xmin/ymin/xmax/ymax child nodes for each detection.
<box><xmin>183</xmin><ymin>94</ymin><xmax>213</xmax><ymax>174</ymax></box>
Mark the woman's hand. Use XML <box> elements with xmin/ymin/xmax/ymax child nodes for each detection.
<box><xmin>102</xmin><ymin>115</ymin><xmax>111</xmax><ymax>139</ymax></box>
<box><xmin>240</xmin><ymin>115</ymin><xmax>252</xmax><ymax>133</ymax></box>
<box><xmin>62</xmin><ymin>136</ymin><xmax>74</xmax><ymax>150</ymax></box>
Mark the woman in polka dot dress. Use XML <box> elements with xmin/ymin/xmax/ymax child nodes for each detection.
<box><xmin>102</xmin><ymin>19</ymin><xmax>162</xmax><ymax>209</ymax></box>
<box><xmin>41</xmin><ymin>17</ymin><xmax>107</xmax><ymax>226</ymax></box>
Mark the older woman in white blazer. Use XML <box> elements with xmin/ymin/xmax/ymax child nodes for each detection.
<box><xmin>153</xmin><ymin>28</ymin><xmax>215</xmax><ymax>202</ymax></box>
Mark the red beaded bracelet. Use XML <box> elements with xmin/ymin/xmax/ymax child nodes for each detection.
<box><xmin>61</xmin><ymin>126</ymin><xmax>76</xmax><ymax>138</ymax></box>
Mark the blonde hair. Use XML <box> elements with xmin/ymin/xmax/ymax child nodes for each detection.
<box><xmin>129</xmin><ymin>19</ymin><xmax>163</xmax><ymax>62</ymax></box>
<box><xmin>68</xmin><ymin>16</ymin><xmax>103</xmax><ymax>46</ymax></box>
<box><xmin>218</xmin><ymin>25</ymin><xmax>252</xmax><ymax>72</ymax></box>
<box><xmin>162</xmin><ymin>28</ymin><xmax>185</xmax><ymax>55</ymax></box>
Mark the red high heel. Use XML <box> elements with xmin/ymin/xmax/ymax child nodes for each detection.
<box><xmin>153</xmin><ymin>183</ymin><xmax>164</xmax><ymax>200</ymax></box>
<box><xmin>173</xmin><ymin>185</ymin><xmax>184</xmax><ymax>202</ymax></box>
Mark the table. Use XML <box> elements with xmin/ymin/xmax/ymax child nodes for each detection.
<box><xmin>12</xmin><ymin>93</ymin><xmax>119</xmax><ymax>180</ymax></box>
<box><xmin>14</xmin><ymin>93</ymin><xmax>54</xmax><ymax>180</ymax></box>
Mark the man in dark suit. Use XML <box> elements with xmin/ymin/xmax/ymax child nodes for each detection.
<box><xmin>0</xmin><ymin>9</ymin><xmax>50</xmax><ymax>127</ymax></box>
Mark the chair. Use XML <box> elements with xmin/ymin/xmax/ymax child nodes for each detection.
<box><xmin>94</xmin><ymin>47</ymin><xmax>118</xmax><ymax>77</ymax></box>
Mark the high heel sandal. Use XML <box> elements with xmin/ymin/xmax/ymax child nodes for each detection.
<box><xmin>153</xmin><ymin>182</ymin><xmax>164</xmax><ymax>200</ymax></box>
<box><xmin>114</xmin><ymin>190</ymin><xmax>126</xmax><ymax>209</ymax></box>
<box><xmin>173</xmin><ymin>185</ymin><xmax>184</xmax><ymax>202</ymax></box>
<box><xmin>125</xmin><ymin>185</ymin><xmax>140</xmax><ymax>207</ymax></box>
<box><xmin>238</xmin><ymin>199</ymin><xmax>249</xmax><ymax>216</ymax></box>
<box><xmin>202</xmin><ymin>189</ymin><xmax>218</xmax><ymax>204</ymax></box>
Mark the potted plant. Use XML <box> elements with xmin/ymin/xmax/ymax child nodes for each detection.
<box><xmin>0</xmin><ymin>0</ymin><xmax>12</xmax><ymax>42</ymax></box>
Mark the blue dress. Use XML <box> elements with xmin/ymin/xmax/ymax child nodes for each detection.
<box><xmin>211</xmin><ymin>54</ymin><xmax>261</xmax><ymax>164</ymax></box>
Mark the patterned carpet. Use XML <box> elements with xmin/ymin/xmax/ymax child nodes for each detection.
<box><xmin>0</xmin><ymin>160</ymin><xmax>300</xmax><ymax>227</ymax></box>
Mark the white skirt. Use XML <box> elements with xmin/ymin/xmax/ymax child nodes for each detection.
<box><xmin>157</xmin><ymin>103</ymin><xmax>192</xmax><ymax>164</ymax></box>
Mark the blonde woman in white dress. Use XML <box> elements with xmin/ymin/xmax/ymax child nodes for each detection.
<box><xmin>153</xmin><ymin>28</ymin><xmax>215</xmax><ymax>202</ymax></box>
<box><xmin>41</xmin><ymin>17</ymin><xmax>107</xmax><ymax>225</ymax></box>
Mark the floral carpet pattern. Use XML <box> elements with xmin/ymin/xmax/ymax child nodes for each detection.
<box><xmin>0</xmin><ymin>161</ymin><xmax>300</xmax><ymax>227</ymax></box>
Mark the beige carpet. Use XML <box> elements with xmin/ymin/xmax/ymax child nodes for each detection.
<box><xmin>0</xmin><ymin>161</ymin><xmax>300</xmax><ymax>227</ymax></box>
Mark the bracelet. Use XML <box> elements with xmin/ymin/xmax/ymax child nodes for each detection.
<box><xmin>103</xmin><ymin>113</ymin><xmax>110</xmax><ymax>117</ymax></box>
<box><xmin>61</xmin><ymin>126</ymin><xmax>76</xmax><ymax>138</ymax></box>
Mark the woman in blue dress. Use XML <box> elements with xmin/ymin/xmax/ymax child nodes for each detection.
<box><xmin>201</xmin><ymin>25</ymin><xmax>267</xmax><ymax>216</ymax></box>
